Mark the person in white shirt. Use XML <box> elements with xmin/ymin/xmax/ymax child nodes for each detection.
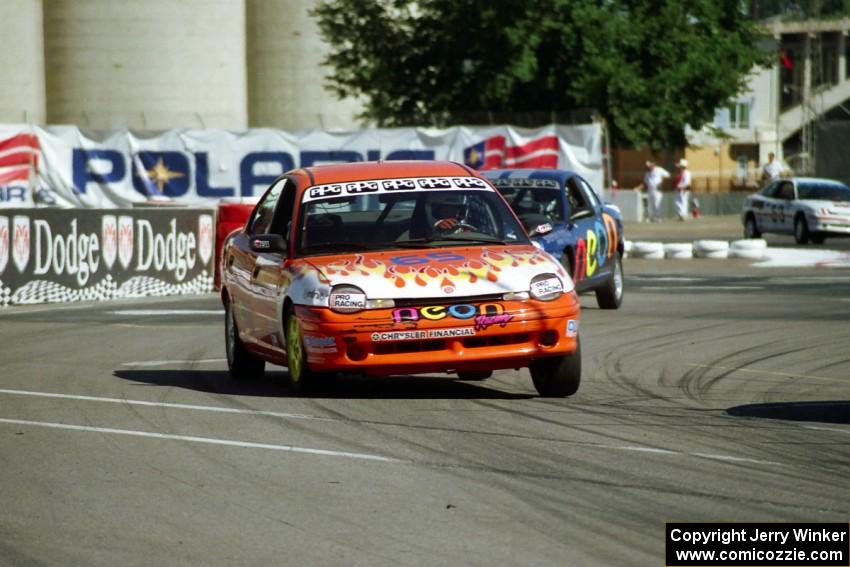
<box><xmin>635</xmin><ymin>160</ymin><xmax>669</xmax><ymax>222</ymax></box>
<box><xmin>762</xmin><ymin>152</ymin><xmax>782</xmax><ymax>184</ymax></box>
<box><xmin>674</xmin><ymin>158</ymin><xmax>692</xmax><ymax>221</ymax></box>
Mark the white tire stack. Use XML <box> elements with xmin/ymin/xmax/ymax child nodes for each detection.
<box><xmin>630</xmin><ymin>241</ymin><xmax>665</xmax><ymax>259</ymax></box>
<box><xmin>663</xmin><ymin>243</ymin><xmax>694</xmax><ymax>259</ymax></box>
<box><xmin>728</xmin><ymin>238</ymin><xmax>767</xmax><ymax>260</ymax></box>
<box><xmin>693</xmin><ymin>240</ymin><xmax>730</xmax><ymax>259</ymax></box>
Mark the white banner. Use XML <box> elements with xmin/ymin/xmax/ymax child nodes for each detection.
<box><xmin>0</xmin><ymin>124</ymin><xmax>602</xmax><ymax>208</ymax></box>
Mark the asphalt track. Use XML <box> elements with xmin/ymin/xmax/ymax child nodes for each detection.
<box><xmin>1</xmin><ymin>258</ymin><xmax>849</xmax><ymax>566</ymax></box>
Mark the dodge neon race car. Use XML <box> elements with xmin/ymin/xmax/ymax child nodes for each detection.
<box><xmin>481</xmin><ymin>169</ymin><xmax>624</xmax><ymax>309</ymax></box>
<box><xmin>742</xmin><ymin>177</ymin><xmax>850</xmax><ymax>244</ymax></box>
<box><xmin>220</xmin><ymin>161</ymin><xmax>582</xmax><ymax>397</ymax></box>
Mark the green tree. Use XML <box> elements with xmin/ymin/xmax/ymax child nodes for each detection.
<box><xmin>312</xmin><ymin>0</ymin><xmax>771</xmax><ymax>151</ymax></box>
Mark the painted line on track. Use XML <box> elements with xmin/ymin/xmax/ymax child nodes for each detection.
<box><xmin>0</xmin><ymin>389</ymin><xmax>784</xmax><ymax>469</ymax></box>
<box><xmin>687</xmin><ymin>363</ymin><xmax>847</xmax><ymax>384</ymax></box>
<box><xmin>802</xmin><ymin>425</ymin><xmax>850</xmax><ymax>435</ymax></box>
<box><xmin>109</xmin><ymin>309</ymin><xmax>224</xmax><ymax>316</ymax></box>
<box><xmin>0</xmin><ymin>388</ymin><xmax>328</xmax><ymax>421</ymax></box>
<box><xmin>640</xmin><ymin>285</ymin><xmax>764</xmax><ymax>291</ymax></box>
<box><xmin>120</xmin><ymin>359</ymin><xmax>227</xmax><ymax>367</ymax></box>
<box><xmin>0</xmin><ymin>417</ymin><xmax>399</xmax><ymax>463</ymax></box>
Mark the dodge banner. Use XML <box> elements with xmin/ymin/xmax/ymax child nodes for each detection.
<box><xmin>0</xmin><ymin>208</ymin><xmax>215</xmax><ymax>306</ymax></box>
<box><xmin>0</xmin><ymin>124</ymin><xmax>603</xmax><ymax>209</ymax></box>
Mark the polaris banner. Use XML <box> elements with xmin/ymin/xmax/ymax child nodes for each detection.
<box><xmin>0</xmin><ymin>124</ymin><xmax>602</xmax><ymax>209</ymax></box>
<box><xmin>0</xmin><ymin>208</ymin><xmax>215</xmax><ymax>306</ymax></box>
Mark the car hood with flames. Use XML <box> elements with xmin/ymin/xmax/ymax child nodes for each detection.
<box><xmin>288</xmin><ymin>245</ymin><xmax>573</xmax><ymax>307</ymax></box>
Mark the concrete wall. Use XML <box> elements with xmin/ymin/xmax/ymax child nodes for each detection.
<box><xmin>43</xmin><ymin>0</ymin><xmax>248</xmax><ymax>129</ymax></box>
<box><xmin>0</xmin><ymin>0</ymin><xmax>46</xmax><ymax>124</ymax></box>
<box><xmin>246</xmin><ymin>0</ymin><xmax>363</xmax><ymax>129</ymax></box>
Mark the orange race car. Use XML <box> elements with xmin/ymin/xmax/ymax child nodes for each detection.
<box><xmin>220</xmin><ymin>161</ymin><xmax>581</xmax><ymax>397</ymax></box>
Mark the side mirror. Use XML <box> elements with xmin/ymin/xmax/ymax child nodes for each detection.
<box><xmin>250</xmin><ymin>234</ymin><xmax>287</xmax><ymax>253</ymax></box>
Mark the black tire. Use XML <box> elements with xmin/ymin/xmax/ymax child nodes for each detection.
<box><xmin>794</xmin><ymin>215</ymin><xmax>810</xmax><ymax>244</ymax></box>
<box><xmin>744</xmin><ymin>214</ymin><xmax>761</xmax><ymax>238</ymax></box>
<box><xmin>530</xmin><ymin>337</ymin><xmax>581</xmax><ymax>397</ymax></box>
<box><xmin>811</xmin><ymin>233</ymin><xmax>826</xmax><ymax>244</ymax></box>
<box><xmin>595</xmin><ymin>254</ymin><xmax>623</xmax><ymax>310</ymax></box>
<box><xmin>225</xmin><ymin>300</ymin><xmax>265</xmax><ymax>380</ymax></box>
<box><xmin>457</xmin><ymin>370</ymin><xmax>492</xmax><ymax>381</ymax></box>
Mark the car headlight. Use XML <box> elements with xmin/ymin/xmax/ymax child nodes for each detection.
<box><xmin>328</xmin><ymin>284</ymin><xmax>395</xmax><ymax>313</ymax></box>
<box><xmin>329</xmin><ymin>284</ymin><xmax>368</xmax><ymax>313</ymax></box>
<box><xmin>529</xmin><ymin>273</ymin><xmax>564</xmax><ymax>301</ymax></box>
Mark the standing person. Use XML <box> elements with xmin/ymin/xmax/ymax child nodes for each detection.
<box><xmin>762</xmin><ymin>152</ymin><xmax>782</xmax><ymax>184</ymax></box>
<box><xmin>634</xmin><ymin>160</ymin><xmax>669</xmax><ymax>222</ymax></box>
<box><xmin>674</xmin><ymin>158</ymin><xmax>692</xmax><ymax>221</ymax></box>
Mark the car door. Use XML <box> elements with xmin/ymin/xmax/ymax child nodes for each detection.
<box><xmin>749</xmin><ymin>181</ymin><xmax>779</xmax><ymax>232</ymax></box>
<box><xmin>773</xmin><ymin>180</ymin><xmax>796</xmax><ymax>233</ymax></box>
<box><xmin>564</xmin><ymin>176</ymin><xmax>605</xmax><ymax>288</ymax></box>
<box><xmin>250</xmin><ymin>178</ymin><xmax>298</xmax><ymax>353</ymax></box>
<box><xmin>232</xmin><ymin>179</ymin><xmax>284</xmax><ymax>347</ymax></box>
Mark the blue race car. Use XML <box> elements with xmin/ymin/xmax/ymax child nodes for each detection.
<box><xmin>482</xmin><ymin>169</ymin><xmax>625</xmax><ymax>309</ymax></box>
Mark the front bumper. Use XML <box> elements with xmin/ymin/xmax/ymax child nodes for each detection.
<box><xmin>809</xmin><ymin>215</ymin><xmax>850</xmax><ymax>235</ymax></box>
<box><xmin>295</xmin><ymin>296</ymin><xmax>580</xmax><ymax>376</ymax></box>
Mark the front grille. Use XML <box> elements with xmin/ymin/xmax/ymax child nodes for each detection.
<box><xmin>374</xmin><ymin>340</ymin><xmax>446</xmax><ymax>355</ymax></box>
<box><xmin>463</xmin><ymin>333</ymin><xmax>529</xmax><ymax>348</ymax></box>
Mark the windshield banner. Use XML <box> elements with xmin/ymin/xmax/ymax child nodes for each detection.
<box><xmin>0</xmin><ymin>124</ymin><xmax>602</xmax><ymax>209</ymax></box>
<box><xmin>0</xmin><ymin>207</ymin><xmax>215</xmax><ymax>306</ymax></box>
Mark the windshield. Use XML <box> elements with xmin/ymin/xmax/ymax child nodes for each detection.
<box><xmin>491</xmin><ymin>180</ymin><xmax>564</xmax><ymax>233</ymax></box>
<box><xmin>796</xmin><ymin>182</ymin><xmax>850</xmax><ymax>202</ymax></box>
<box><xmin>297</xmin><ymin>177</ymin><xmax>529</xmax><ymax>256</ymax></box>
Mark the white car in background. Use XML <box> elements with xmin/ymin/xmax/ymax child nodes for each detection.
<box><xmin>741</xmin><ymin>177</ymin><xmax>850</xmax><ymax>244</ymax></box>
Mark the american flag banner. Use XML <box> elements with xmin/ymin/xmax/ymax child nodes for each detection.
<box><xmin>0</xmin><ymin>123</ymin><xmax>602</xmax><ymax>208</ymax></box>
<box><xmin>0</xmin><ymin>133</ymin><xmax>39</xmax><ymax>186</ymax></box>
<box><xmin>464</xmin><ymin>134</ymin><xmax>560</xmax><ymax>170</ymax></box>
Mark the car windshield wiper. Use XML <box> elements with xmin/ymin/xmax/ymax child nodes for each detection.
<box><xmin>302</xmin><ymin>242</ymin><xmax>379</xmax><ymax>254</ymax></box>
<box><xmin>433</xmin><ymin>236</ymin><xmax>514</xmax><ymax>245</ymax></box>
<box><xmin>391</xmin><ymin>239</ymin><xmax>440</xmax><ymax>248</ymax></box>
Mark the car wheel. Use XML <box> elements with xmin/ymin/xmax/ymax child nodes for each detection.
<box><xmin>794</xmin><ymin>215</ymin><xmax>810</xmax><ymax>244</ymax></box>
<box><xmin>811</xmin><ymin>233</ymin><xmax>826</xmax><ymax>244</ymax></box>
<box><xmin>744</xmin><ymin>214</ymin><xmax>761</xmax><ymax>238</ymax></box>
<box><xmin>457</xmin><ymin>370</ymin><xmax>492</xmax><ymax>381</ymax></box>
<box><xmin>225</xmin><ymin>300</ymin><xmax>265</xmax><ymax>380</ymax></box>
<box><xmin>529</xmin><ymin>337</ymin><xmax>581</xmax><ymax>397</ymax></box>
<box><xmin>595</xmin><ymin>254</ymin><xmax>623</xmax><ymax>310</ymax></box>
<box><xmin>285</xmin><ymin>306</ymin><xmax>314</xmax><ymax>392</ymax></box>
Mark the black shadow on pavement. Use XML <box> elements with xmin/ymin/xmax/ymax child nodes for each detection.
<box><xmin>727</xmin><ymin>401</ymin><xmax>850</xmax><ymax>424</ymax></box>
<box><xmin>113</xmin><ymin>369</ymin><xmax>534</xmax><ymax>400</ymax></box>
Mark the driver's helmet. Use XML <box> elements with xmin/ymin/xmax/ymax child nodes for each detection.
<box><xmin>429</xmin><ymin>192</ymin><xmax>467</xmax><ymax>220</ymax></box>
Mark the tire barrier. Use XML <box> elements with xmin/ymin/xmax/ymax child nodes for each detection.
<box><xmin>693</xmin><ymin>240</ymin><xmax>730</xmax><ymax>259</ymax></box>
<box><xmin>0</xmin><ymin>207</ymin><xmax>215</xmax><ymax>307</ymax></box>
<box><xmin>663</xmin><ymin>243</ymin><xmax>694</xmax><ymax>260</ymax></box>
<box><xmin>624</xmin><ymin>238</ymin><xmax>778</xmax><ymax>261</ymax></box>
<box><xmin>729</xmin><ymin>238</ymin><xmax>767</xmax><ymax>260</ymax></box>
<box><xmin>630</xmin><ymin>241</ymin><xmax>665</xmax><ymax>259</ymax></box>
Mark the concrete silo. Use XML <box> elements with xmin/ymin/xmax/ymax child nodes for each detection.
<box><xmin>0</xmin><ymin>0</ymin><xmax>46</xmax><ymax>124</ymax></box>
<box><xmin>43</xmin><ymin>0</ymin><xmax>248</xmax><ymax>129</ymax></box>
<box><xmin>246</xmin><ymin>0</ymin><xmax>363</xmax><ymax>129</ymax></box>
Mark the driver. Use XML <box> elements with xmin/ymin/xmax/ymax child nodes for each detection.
<box><xmin>431</xmin><ymin>194</ymin><xmax>468</xmax><ymax>233</ymax></box>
